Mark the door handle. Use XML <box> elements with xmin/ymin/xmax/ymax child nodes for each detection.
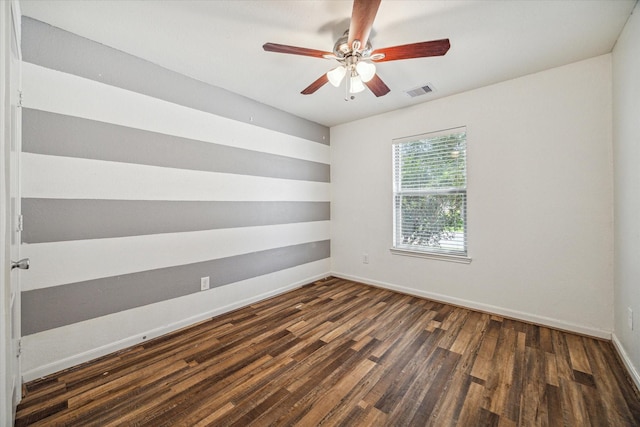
<box><xmin>11</xmin><ymin>258</ymin><xmax>29</xmax><ymax>270</ymax></box>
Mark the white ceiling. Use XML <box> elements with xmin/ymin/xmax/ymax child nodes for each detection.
<box><xmin>20</xmin><ymin>0</ymin><xmax>636</xmax><ymax>128</ymax></box>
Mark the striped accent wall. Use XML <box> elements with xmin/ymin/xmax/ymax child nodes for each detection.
<box><xmin>20</xmin><ymin>17</ymin><xmax>331</xmax><ymax>379</ymax></box>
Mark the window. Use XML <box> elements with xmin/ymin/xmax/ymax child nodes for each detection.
<box><xmin>392</xmin><ymin>127</ymin><xmax>469</xmax><ymax>262</ymax></box>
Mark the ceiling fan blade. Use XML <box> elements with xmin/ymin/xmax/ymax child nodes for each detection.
<box><xmin>365</xmin><ymin>74</ymin><xmax>390</xmax><ymax>97</ymax></box>
<box><xmin>348</xmin><ymin>0</ymin><xmax>381</xmax><ymax>49</ymax></box>
<box><xmin>263</xmin><ymin>42</ymin><xmax>332</xmax><ymax>59</ymax></box>
<box><xmin>301</xmin><ymin>74</ymin><xmax>329</xmax><ymax>95</ymax></box>
<box><xmin>372</xmin><ymin>39</ymin><xmax>450</xmax><ymax>62</ymax></box>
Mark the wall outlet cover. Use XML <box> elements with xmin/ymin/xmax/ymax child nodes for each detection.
<box><xmin>201</xmin><ymin>276</ymin><xmax>210</xmax><ymax>291</ymax></box>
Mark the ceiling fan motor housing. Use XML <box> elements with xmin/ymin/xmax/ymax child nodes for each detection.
<box><xmin>333</xmin><ymin>30</ymin><xmax>372</xmax><ymax>58</ymax></box>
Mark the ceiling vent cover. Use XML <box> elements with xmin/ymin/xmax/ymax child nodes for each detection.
<box><xmin>405</xmin><ymin>84</ymin><xmax>435</xmax><ymax>98</ymax></box>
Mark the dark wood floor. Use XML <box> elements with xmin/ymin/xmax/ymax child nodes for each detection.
<box><xmin>15</xmin><ymin>277</ymin><xmax>640</xmax><ymax>426</ymax></box>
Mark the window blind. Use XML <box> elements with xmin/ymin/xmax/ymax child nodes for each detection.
<box><xmin>393</xmin><ymin>129</ymin><xmax>467</xmax><ymax>256</ymax></box>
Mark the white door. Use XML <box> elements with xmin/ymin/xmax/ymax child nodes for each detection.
<box><xmin>8</xmin><ymin>0</ymin><xmax>23</xmax><ymax>416</ymax></box>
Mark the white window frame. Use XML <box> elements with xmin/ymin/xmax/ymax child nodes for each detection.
<box><xmin>391</xmin><ymin>127</ymin><xmax>471</xmax><ymax>263</ymax></box>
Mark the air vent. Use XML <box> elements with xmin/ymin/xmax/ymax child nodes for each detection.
<box><xmin>405</xmin><ymin>84</ymin><xmax>435</xmax><ymax>98</ymax></box>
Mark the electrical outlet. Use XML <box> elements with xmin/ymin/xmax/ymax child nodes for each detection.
<box><xmin>628</xmin><ymin>307</ymin><xmax>634</xmax><ymax>330</ymax></box>
<box><xmin>200</xmin><ymin>276</ymin><xmax>210</xmax><ymax>291</ymax></box>
<box><xmin>363</xmin><ymin>253</ymin><xmax>369</xmax><ymax>264</ymax></box>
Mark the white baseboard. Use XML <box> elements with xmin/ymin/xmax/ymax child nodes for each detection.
<box><xmin>22</xmin><ymin>272</ymin><xmax>330</xmax><ymax>382</ymax></box>
<box><xmin>612</xmin><ymin>333</ymin><xmax>640</xmax><ymax>392</ymax></box>
<box><xmin>332</xmin><ymin>272</ymin><xmax>612</xmax><ymax>340</ymax></box>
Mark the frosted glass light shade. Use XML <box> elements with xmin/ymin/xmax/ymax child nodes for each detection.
<box><xmin>327</xmin><ymin>66</ymin><xmax>346</xmax><ymax>87</ymax></box>
<box><xmin>349</xmin><ymin>74</ymin><xmax>365</xmax><ymax>93</ymax></box>
<box><xmin>356</xmin><ymin>61</ymin><xmax>376</xmax><ymax>82</ymax></box>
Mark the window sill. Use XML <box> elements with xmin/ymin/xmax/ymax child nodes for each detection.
<box><xmin>390</xmin><ymin>248</ymin><xmax>472</xmax><ymax>264</ymax></box>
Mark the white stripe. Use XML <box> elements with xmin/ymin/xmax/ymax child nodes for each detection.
<box><xmin>21</xmin><ymin>221</ymin><xmax>330</xmax><ymax>291</ymax></box>
<box><xmin>21</xmin><ymin>261</ymin><xmax>331</xmax><ymax>381</ymax></box>
<box><xmin>22</xmin><ymin>62</ymin><xmax>330</xmax><ymax>164</ymax></box>
<box><xmin>22</xmin><ymin>153</ymin><xmax>330</xmax><ymax>202</ymax></box>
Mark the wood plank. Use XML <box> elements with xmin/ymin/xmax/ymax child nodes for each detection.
<box><xmin>565</xmin><ymin>334</ymin><xmax>592</xmax><ymax>374</ymax></box>
<box><xmin>457</xmin><ymin>381</ymin><xmax>486</xmax><ymax>426</ymax></box>
<box><xmin>485</xmin><ymin>327</ymin><xmax>517</xmax><ymax>417</ymax></box>
<box><xmin>545</xmin><ymin>351</ymin><xmax>560</xmax><ymax>387</ymax></box>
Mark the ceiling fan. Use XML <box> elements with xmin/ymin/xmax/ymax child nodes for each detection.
<box><xmin>262</xmin><ymin>0</ymin><xmax>450</xmax><ymax>99</ymax></box>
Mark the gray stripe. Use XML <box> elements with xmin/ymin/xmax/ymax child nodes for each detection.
<box><xmin>23</xmin><ymin>109</ymin><xmax>330</xmax><ymax>182</ymax></box>
<box><xmin>21</xmin><ymin>17</ymin><xmax>329</xmax><ymax>145</ymax></box>
<box><xmin>22</xmin><ymin>199</ymin><xmax>330</xmax><ymax>243</ymax></box>
<box><xmin>21</xmin><ymin>240</ymin><xmax>330</xmax><ymax>335</ymax></box>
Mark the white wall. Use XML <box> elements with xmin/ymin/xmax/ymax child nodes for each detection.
<box><xmin>612</xmin><ymin>2</ymin><xmax>640</xmax><ymax>388</ymax></box>
<box><xmin>331</xmin><ymin>55</ymin><xmax>613</xmax><ymax>338</ymax></box>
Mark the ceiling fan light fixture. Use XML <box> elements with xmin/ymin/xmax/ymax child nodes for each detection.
<box><xmin>356</xmin><ymin>61</ymin><xmax>376</xmax><ymax>82</ymax></box>
<box><xmin>349</xmin><ymin>74</ymin><xmax>366</xmax><ymax>93</ymax></box>
<box><xmin>327</xmin><ymin>66</ymin><xmax>347</xmax><ymax>87</ymax></box>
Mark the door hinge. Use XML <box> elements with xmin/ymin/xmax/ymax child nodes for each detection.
<box><xmin>18</xmin><ymin>90</ymin><xmax>23</xmax><ymax>108</ymax></box>
<box><xmin>17</xmin><ymin>339</ymin><xmax>22</xmax><ymax>358</ymax></box>
<box><xmin>17</xmin><ymin>214</ymin><xmax>23</xmax><ymax>232</ymax></box>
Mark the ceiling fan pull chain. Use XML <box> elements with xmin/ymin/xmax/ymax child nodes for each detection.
<box><xmin>345</xmin><ymin>73</ymin><xmax>350</xmax><ymax>101</ymax></box>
